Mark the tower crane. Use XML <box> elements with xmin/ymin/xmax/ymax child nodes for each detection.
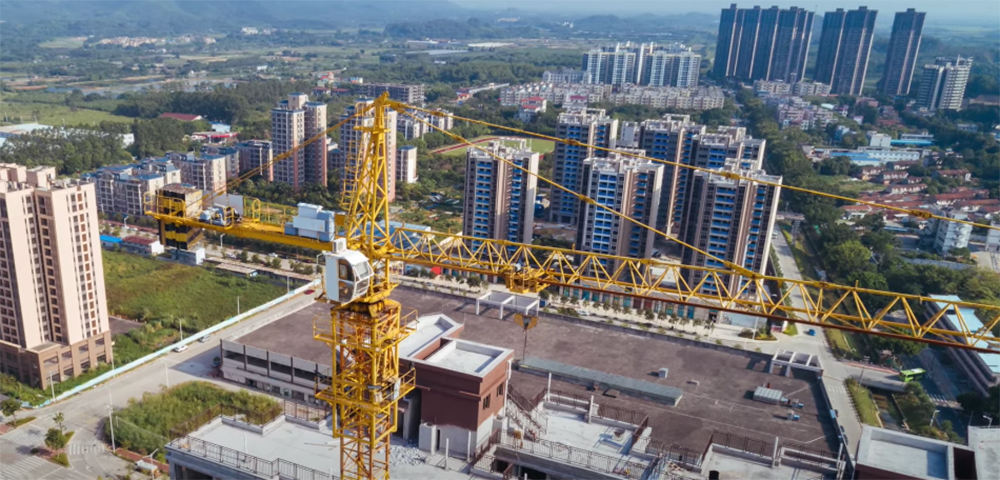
<box><xmin>146</xmin><ymin>94</ymin><xmax>1000</xmax><ymax>480</ymax></box>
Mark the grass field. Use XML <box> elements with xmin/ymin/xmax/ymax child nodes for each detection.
<box><xmin>103</xmin><ymin>251</ymin><xmax>286</xmax><ymax>329</ymax></box>
<box><xmin>0</xmin><ymin>101</ymin><xmax>132</xmax><ymax>126</ymax></box>
<box><xmin>846</xmin><ymin>378</ymin><xmax>882</xmax><ymax>427</ymax></box>
<box><xmin>38</xmin><ymin>37</ymin><xmax>87</xmax><ymax>49</ymax></box>
<box><xmin>438</xmin><ymin>136</ymin><xmax>556</xmax><ymax>157</ymax></box>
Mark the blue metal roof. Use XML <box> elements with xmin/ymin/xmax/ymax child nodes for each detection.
<box><xmin>891</xmin><ymin>140</ymin><xmax>933</xmax><ymax>147</ymax></box>
<box><xmin>930</xmin><ymin>294</ymin><xmax>1000</xmax><ymax>374</ymax></box>
<box><xmin>100</xmin><ymin>235</ymin><xmax>122</xmax><ymax>244</ymax></box>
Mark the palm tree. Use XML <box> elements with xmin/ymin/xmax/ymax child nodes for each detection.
<box><xmin>53</xmin><ymin>412</ymin><xmax>65</xmax><ymax>433</ymax></box>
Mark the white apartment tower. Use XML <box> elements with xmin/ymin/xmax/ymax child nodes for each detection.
<box><xmin>575</xmin><ymin>151</ymin><xmax>663</xmax><ymax>277</ymax></box>
<box><xmin>550</xmin><ymin>109</ymin><xmax>618</xmax><ymax>224</ymax></box>
<box><xmin>463</xmin><ymin>139</ymin><xmax>539</xmax><ymax>247</ymax></box>
<box><xmin>397</xmin><ymin>146</ymin><xmax>418</xmax><ymax>185</ymax></box>
<box><xmin>0</xmin><ymin>164</ymin><xmax>113</xmax><ymax>388</ymax></box>
<box><xmin>679</xmin><ymin>161</ymin><xmax>781</xmax><ymax>295</ymax></box>
<box><xmin>917</xmin><ymin>56</ymin><xmax>973</xmax><ymax>111</ymax></box>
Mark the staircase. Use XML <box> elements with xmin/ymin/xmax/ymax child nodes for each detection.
<box><xmin>507</xmin><ymin>386</ymin><xmax>548</xmax><ymax>434</ymax></box>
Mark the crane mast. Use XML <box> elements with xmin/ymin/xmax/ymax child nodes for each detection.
<box><xmin>313</xmin><ymin>95</ymin><xmax>413</xmax><ymax>480</ymax></box>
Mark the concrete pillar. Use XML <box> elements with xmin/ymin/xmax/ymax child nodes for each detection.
<box><xmin>444</xmin><ymin>438</ymin><xmax>450</xmax><ymax>470</ymax></box>
<box><xmin>546</xmin><ymin>373</ymin><xmax>552</xmax><ymax>403</ymax></box>
<box><xmin>466</xmin><ymin>431</ymin><xmax>472</xmax><ymax>462</ymax></box>
<box><xmin>588</xmin><ymin>395</ymin><xmax>594</xmax><ymax>423</ymax></box>
<box><xmin>768</xmin><ymin>361</ymin><xmax>774</xmax><ymax>374</ymax></box>
<box><xmin>772</xmin><ymin>436</ymin><xmax>780</xmax><ymax>467</ymax></box>
<box><xmin>785</xmin><ymin>365</ymin><xmax>792</xmax><ymax>377</ymax></box>
<box><xmin>476</xmin><ymin>299</ymin><xmax>480</xmax><ymax>315</ymax></box>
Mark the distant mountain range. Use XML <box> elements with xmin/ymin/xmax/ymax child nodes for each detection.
<box><xmin>0</xmin><ymin>0</ymin><xmax>468</xmax><ymax>31</ymax></box>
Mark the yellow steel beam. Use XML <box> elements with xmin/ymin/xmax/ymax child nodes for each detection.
<box><xmin>378</xmin><ymin>226</ymin><xmax>1000</xmax><ymax>353</ymax></box>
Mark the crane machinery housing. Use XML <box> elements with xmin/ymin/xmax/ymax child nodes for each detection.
<box><xmin>146</xmin><ymin>93</ymin><xmax>1000</xmax><ymax>480</ymax></box>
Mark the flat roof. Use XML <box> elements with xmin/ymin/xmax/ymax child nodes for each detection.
<box><xmin>234</xmin><ymin>301</ymin><xmax>332</xmax><ymax>364</ymax></box>
<box><xmin>392</xmin><ymin>286</ymin><xmax>835</xmax><ymax>453</ymax></box>
<box><xmin>399</xmin><ymin>313</ymin><xmax>460</xmax><ymax>359</ymax></box>
<box><xmin>424</xmin><ymin>340</ymin><xmax>509</xmax><ymax>376</ymax></box>
<box><xmin>968</xmin><ymin>427</ymin><xmax>1000</xmax><ymax>479</ymax></box>
<box><xmin>857</xmin><ymin>426</ymin><xmax>953</xmax><ymax>480</ymax></box>
<box><xmin>181</xmin><ymin>417</ymin><xmax>336</xmax><ymax>474</ymax></box>
<box><xmin>929</xmin><ymin>294</ymin><xmax>1000</xmax><ymax>374</ymax></box>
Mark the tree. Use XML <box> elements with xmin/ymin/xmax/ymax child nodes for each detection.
<box><xmin>53</xmin><ymin>412</ymin><xmax>65</xmax><ymax>433</ymax></box>
<box><xmin>45</xmin><ymin>428</ymin><xmax>68</xmax><ymax>451</ymax></box>
<box><xmin>1</xmin><ymin>398</ymin><xmax>19</xmax><ymax>424</ymax></box>
<box><xmin>237</xmin><ymin>251</ymin><xmax>249</xmax><ymax>262</ymax></box>
<box><xmin>818</xmin><ymin>156</ymin><xmax>852</xmax><ymax>176</ymax></box>
<box><xmin>827</xmin><ymin>240</ymin><xmax>873</xmax><ymax>279</ymax></box>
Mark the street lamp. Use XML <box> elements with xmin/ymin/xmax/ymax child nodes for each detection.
<box><xmin>985</xmin><ymin>415</ymin><xmax>994</xmax><ymax>428</ymax></box>
<box><xmin>220</xmin><ymin>233</ymin><xmax>226</xmax><ymax>251</ymax></box>
<box><xmin>931</xmin><ymin>409</ymin><xmax>939</xmax><ymax>427</ymax></box>
<box><xmin>122</xmin><ymin>215</ymin><xmax>129</xmax><ymax>230</ymax></box>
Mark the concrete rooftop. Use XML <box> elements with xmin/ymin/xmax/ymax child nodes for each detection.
<box><xmin>857</xmin><ymin>426</ymin><xmax>953</xmax><ymax>480</ymax></box>
<box><xmin>189</xmin><ymin>417</ymin><xmax>339</xmax><ymax>475</ymax></box>
<box><xmin>393</xmin><ymin>286</ymin><xmax>836</xmax><ymax>454</ymax></box>
<box><xmin>235</xmin><ymin>287</ymin><xmax>836</xmax><ymax>454</ymax></box>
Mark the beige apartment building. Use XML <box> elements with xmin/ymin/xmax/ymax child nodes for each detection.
<box><xmin>335</xmin><ymin>98</ymin><xmax>397</xmax><ymax>201</ymax></box>
<box><xmin>0</xmin><ymin>164</ymin><xmax>112</xmax><ymax>389</ymax></box>
<box><xmin>169</xmin><ymin>153</ymin><xmax>227</xmax><ymax>204</ymax></box>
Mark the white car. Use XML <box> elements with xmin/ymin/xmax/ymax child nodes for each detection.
<box><xmin>173</xmin><ymin>344</ymin><xmax>188</xmax><ymax>353</ymax></box>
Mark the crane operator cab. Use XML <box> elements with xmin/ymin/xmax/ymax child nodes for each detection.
<box><xmin>323</xmin><ymin>238</ymin><xmax>373</xmax><ymax>304</ymax></box>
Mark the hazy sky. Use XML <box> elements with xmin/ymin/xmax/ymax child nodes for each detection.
<box><xmin>455</xmin><ymin>0</ymin><xmax>1000</xmax><ymax>26</ymax></box>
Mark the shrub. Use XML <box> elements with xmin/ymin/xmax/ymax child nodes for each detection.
<box><xmin>52</xmin><ymin>453</ymin><xmax>69</xmax><ymax>467</ymax></box>
<box><xmin>715</xmin><ymin>339</ymin><xmax>723</xmax><ymax>345</ymax></box>
<box><xmin>105</xmin><ymin>381</ymin><xmax>279</xmax><ymax>455</ymax></box>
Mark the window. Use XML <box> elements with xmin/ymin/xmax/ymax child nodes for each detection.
<box><xmin>482</xmin><ymin>394</ymin><xmax>491</xmax><ymax>410</ymax></box>
<box><xmin>497</xmin><ymin>384</ymin><xmax>504</xmax><ymax>397</ymax></box>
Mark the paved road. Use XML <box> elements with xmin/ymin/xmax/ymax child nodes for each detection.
<box><xmin>771</xmin><ymin>230</ymin><xmax>864</xmax><ymax>457</ymax></box>
<box><xmin>0</xmin><ymin>289</ymin><xmax>317</xmax><ymax>480</ymax></box>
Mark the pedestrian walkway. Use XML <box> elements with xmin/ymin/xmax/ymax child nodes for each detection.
<box><xmin>0</xmin><ymin>424</ymin><xmax>45</xmax><ymax>447</ymax></box>
<box><xmin>0</xmin><ymin>454</ymin><xmax>92</xmax><ymax>480</ymax></box>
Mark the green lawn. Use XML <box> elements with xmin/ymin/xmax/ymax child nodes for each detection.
<box><xmin>0</xmin><ymin>102</ymin><xmax>132</xmax><ymax>126</ymax></box>
<box><xmin>846</xmin><ymin>378</ymin><xmax>882</xmax><ymax>427</ymax></box>
<box><xmin>103</xmin><ymin>251</ymin><xmax>286</xmax><ymax>330</ymax></box>
<box><xmin>438</xmin><ymin>136</ymin><xmax>556</xmax><ymax>158</ymax></box>
<box><xmin>38</xmin><ymin>37</ymin><xmax>87</xmax><ymax>49</ymax></box>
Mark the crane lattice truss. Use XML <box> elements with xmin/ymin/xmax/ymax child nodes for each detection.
<box><xmin>147</xmin><ymin>94</ymin><xmax>1000</xmax><ymax>480</ymax></box>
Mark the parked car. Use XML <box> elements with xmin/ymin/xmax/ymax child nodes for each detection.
<box><xmin>199</xmin><ymin>335</ymin><xmax>212</xmax><ymax>343</ymax></box>
<box><xmin>213</xmin><ymin>356</ymin><xmax>222</xmax><ymax>367</ymax></box>
<box><xmin>304</xmin><ymin>289</ymin><xmax>315</xmax><ymax>295</ymax></box>
<box><xmin>173</xmin><ymin>344</ymin><xmax>188</xmax><ymax>353</ymax></box>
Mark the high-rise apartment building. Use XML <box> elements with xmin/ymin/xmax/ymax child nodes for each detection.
<box><xmin>635</xmin><ymin>115</ymin><xmax>706</xmax><ymax>233</ymax></box>
<box><xmin>916</xmin><ymin>56</ymin><xmax>972</xmax><ymax>111</ymax></box>
<box><xmin>271</xmin><ymin>93</ymin><xmax>327</xmax><ymax>190</ymax></box>
<box><xmin>462</xmin><ymin>139</ymin><xmax>539</xmax><ymax>247</ymax></box>
<box><xmin>83</xmin><ymin>160</ymin><xmax>180</xmax><ymax>218</ymax></box>
<box><xmin>0</xmin><ymin>164</ymin><xmax>113</xmax><ymax>388</ymax></box>
<box><xmin>643</xmin><ymin>51</ymin><xmax>702</xmax><ymax>88</ymax></box>
<box><xmin>236</xmin><ymin>140</ymin><xmax>274</xmax><ymax>182</ymax></box>
<box><xmin>550</xmin><ymin>109</ymin><xmax>618</xmax><ymax>224</ymax></box>
<box><xmin>679</xmin><ymin>160</ymin><xmax>781</xmax><ymax>295</ymax></box>
<box><xmin>169</xmin><ymin>152</ymin><xmax>227</xmax><ymax>203</ymax></box>
<box><xmin>335</xmin><ymin>99</ymin><xmax>398</xmax><ymax>202</ymax></box>
<box><xmin>713</xmin><ymin>4</ymin><xmax>814</xmax><ymax>83</ymax></box>
<box><xmin>358</xmin><ymin>83</ymin><xmax>426</xmax><ymax>105</ymax></box>
<box><xmin>397</xmin><ymin>146</ymin><xmax>418</xmax><ymax>185</ymax></box>
<box><xmin>583</xmin><ymin>42</ymin><xmax>701</xmax><ymax>87</ymax></box>
<box><xmin>575</xmin><ymin>151</ymin><xmax>663</xmax><ymax>276</ymax></box>
<box><xmin>200</xmin><ymin>145</ymin><xmax>240</xmax><ymax>180</ymax></box>
<box><xmin>814</xmin><ymin>7</ymin><xmax>878</xmax><ymax>95</ymax></box>
<box><xmin>878</xmin><ymin>9</ymin><xmax>925</xmax><ymax>97</ymax></box>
